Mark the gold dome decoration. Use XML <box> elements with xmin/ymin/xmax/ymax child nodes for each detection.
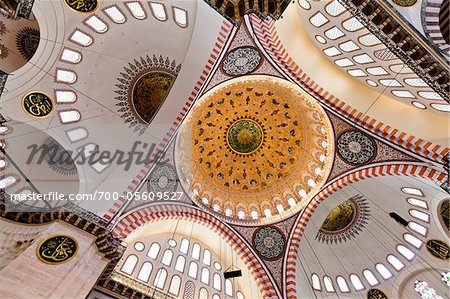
<box><xmin>226</xmin><ymin>118</ymin><xmax>265</xmax><ymax>155</ymax></box>
<box><xmin>321</xmin><ymin>200</ymin><xmax>356</xmax><ymax>232</ymax></box>
<box><xmin>176</xmin><ymin>76</ymin><xmax>334</xmax><ymax>224</ymax></box>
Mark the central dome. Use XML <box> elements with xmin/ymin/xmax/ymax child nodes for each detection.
<box><xmin>226</xmin><ymin>119</ymin><xmax>264</xmax><ymax>154</ymax></box>
<box><xmin>176</xmin><ymin>76</ymin><xmax>334</xmax><ymax>223</ymax></box>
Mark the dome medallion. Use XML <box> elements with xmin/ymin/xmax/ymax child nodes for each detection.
<box><xmin>226</xmin><ymin>118</ymin><xmax>264</xmax><ymax>155</ymax></box>
<box><xmin>176</xmin><ymin>76</ymin><xmax>334</xmax><ymax>224</ymax></box>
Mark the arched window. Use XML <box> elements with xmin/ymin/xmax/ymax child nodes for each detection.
<box><xmin>387</xmin><ymin>255</ymin><xmax>404</xmax><ymax>271</ymax></box>
<box><xmin>225</xmin><ymin>279</ymin><xmax>233</xmax><ymax>296</ymax></box>
<box><xmin>66</xmin><ymin>127</ymin><xmax>88</xmax><ymax>142</ymax></box>
<box><xmin>148</xmin><ymin>242</ymin><xmax>160</xmax><ymax>259</ymax></box>
<box><xmin>363</xmin><ymin>269</ymin><xmax>379</xmax><ymax>286</ymax></box>
<box><xmin>168</xmin><ymin>239</ymin><xmax>177</xmax><ymax>247</ymax></box>
<box><xmin>59</xmin><ymin>110</ymin><xmax>81</xmax><ymax>123</ymax></box>
<box><xmin>60</xmin><ymin>49</ymin><xmax>82</xmax><ymax>64</ymax></box>
<box><xmin>169</xmin><ymin>275</ymin><xmax>181</xmax><ymax>296</ymax></box>
<box><xmin>375</xmin><ymin>263</ymin><xmax>392</xmax><ymax>279</ymax></box>
<box><xmin>121</xmin><ymin>254</ymin><xmax>138</xmax><ymax>274</ymax></box>
<box><xmin>236</xmin><ymin>291</ymin><xmax>245</xmax><ymax>299</ymax></box>
<box><xmin>188</xmin><ymin>261</ymin><xmax>198</xmax><ymax>278</ymax></box>
<box><xmin>137</xmin><ymin>262</ymin><xmax>152</xmax><ymax>282</ymax></box>
<box><xmin>70</xmin><ymin>30</ymin><xmax>93</xmax><ymax>47</ymax></box>
<box><xmin>213</xmin><ymin>273</ymin><xmax>221</xmax><ymax>291</ymax></box>
<box><xmin>0</xmin><ymin>176</ymin><xmax>16</xmax><ymax>189</ymax></box>
<box><xmin>323</xmin><ymin>275</ymin><xmax>335</xmax><ymax>292</ymax></box>
<box><xmin>125</xmin><ymin>2</ymin><xmax>146</xmax><ymax>19</ymax></box>
<box><xmin>161</xmin><ymin>249</ymin><xmax>174</xmax><ymax>266</ymax></box>
<box><xmin>56</xmin><ymin>70</ymin><xmax>77</xmax><ymax>84</ymax></box>
<box><xmin>201</xmin><ymin>267</ymin><xmax>210</xmax><ymax>284</ymax></box>
<box><xmin>119</xmin><ymin>237</ymin><xmax>247</xmax><ymax>298</ymax></box>
<box><xmin>104</xmin><ymin>6</ymin><xmax>126</xmax><ymax>24</ymax></box>
<box><xmin>180</xmin><ymin>238</ymin><xmax>189</xmax><ymax>254</ymax></box>
<box><xmin>175</xmin><ymin>255</ymin><xmax>186</xmax><ymax>272</ymax></box>
<box><xmin>409</xmin><ymin>209</ymin><xmax>429</xmax><ymax>222</ymax></box>
<box><xmin>214</xmin><ymin>262</ymin><xmax>222</xmax><ymax>271</ymax></box>
<box><xmin>401</xmin><ymin>187</ymin><xmax>423</xmax><ymax>196</ymax></box>
<box><xmin>409</xmin><ymin>221</ymin><xmax>427</xmax><ymax>236</ymax></box>
<box><xmin>192</xmin><ymin>243</ymin><xmax>201</xmax><ymax>260</ymax></box>
<box><xmin>203</xmin><ymin>249</ymin><xmax>211</xmax><ymax>265</ymax></box>
<box><xmin>134</xmin><ymin>242</ymin><xmax>145</xmax><ymax>252</ymax></box>
<box><xmin>311</xmin><ymin>273</ymin><xmax>321</xmax><ymax>290</ymax></box>
<box><xmin>403</xmin><ymin>233</ymin><xmax>422</xmax><ymax>249</ymax></box>
<box><xmin>397</xmin><ymin>245</ymin><xmax>415</xmax><ymax>261</ymax></box>
<box><xmin>336</xmin><ymin>276</ymin><xmax>349</xmax><ymax>292</ymax></box>
<box><xmin>349</xmin><ymin>274</ymin><xmax>364</xmax><ymax>291</ymax></box>
<box><xmin>407</xmin><ymin>198</ymin><xmax>427</xmax><ymax>209</ymax></box>
<box><xmin>84</xmin><ymin>16</ymin><xmax>108</xmax><ymax>33</ymax></box>
<box><xmin>150</xmin><ymin>2</ymin><xmax>167</xmax><ymax>21</ymax></box>
<box><xmin>199</xmin><ymin>288</ymin><xmax>208</xmax><ymax>299</ymax></box>
<box><xmin>173</xmin><ymin>7</ymin><xmax>188</xmax><ymax>27</ymax></box>
<box><xmin>153</xmin><ymin>268</ymin><xmax>167</xmax><ymax>289</ymax></box>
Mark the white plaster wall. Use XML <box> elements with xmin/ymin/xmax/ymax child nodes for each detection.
<box><xmin>0</xmin><ymin>221</ymin><xmax>109</xmax><ymax>299</ymax></box>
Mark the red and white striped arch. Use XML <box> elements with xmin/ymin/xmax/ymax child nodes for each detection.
<box><xmin>284</xmin><ymin>163</ymin><xmax>446</xmax><ymax>298</ymax></box>
<box><xmin>424</xmin><ymin>0</ymin><xmax>449</xmax><ymax>56</ymax></box>
<box><xmin>248</xmin><ymin>14</ymin><xmax>449</xmax><ymax>165</ymax></box>
<box><xmin>102</xmin><ymin>20</ymin><xmax>233</xmax><ymax>221</ymax></box>
<box><xmin>113</xmin><ymin>204</ymin><xmax>280</xmax><ymax>299</ymax></box>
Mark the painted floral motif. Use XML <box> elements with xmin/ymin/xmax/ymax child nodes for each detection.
<box><xmin>132</xmin><ymin>72</ymin><xmax>174</xmax><ymax>123</ymax></box>
<box><xmin>42</xmin><ymin>138</ymin><xmax>77</xmax><ymax>176</ymax></box>
<box><xmin>393</xmin><ymin>0</ymin><xmax>417</xmax><ymax>7</ymax></box>
<box><xmin>321</xmin><ymin>200</ymin><xmax>355</xmax><ymax>232</ymax></box>
<box><xmin>15</xmin><ymin>27</ymin><xmax>40</xmax><ymax>60</ymax></box>
<box><xmin>316</xmin><ymin>195</ymin><xmax>370</xmax><ymax>244</ymax></box>
<box><xmin>253</xmin><ymin>226</ymin><xmax>285</xmax><ymax>260</ymax></box>
<box><xmin>222</xmin><ymin>46</ymin><xmax>262</xmax><ymax>76</ymax></box>
<box><xmin>147</xmin><ymin>165</ymin><xmax>178</xmax><ymax>194</ymax></box>
<box><xmin>0</xmin><ymin>21</ymin><xmax>7</xmax><ymax>35</ymax></box>
<box><xmin>115</xmin><ymin>55</ymin><xmax>181</xmax><ymax>134</ymax></box>
<box><xmin>337</xmin><ymin>131</ymin><xmax>376</xmax><ymax>165</ymax></box>
<box><xmin>0</xmin><ymin>44</ymin><xmax>9</xmax><ymax>59</ymax></box>
<box><xmin>227</xmin><ymin>119</ymin><xmax>264</xmax><ymax>154</ymax></box>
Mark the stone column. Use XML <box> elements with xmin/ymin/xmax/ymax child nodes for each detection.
<box><xmin>0</xmin><ymin>220</ymin><xmax>109</xmax><ymax>299</ymax></box>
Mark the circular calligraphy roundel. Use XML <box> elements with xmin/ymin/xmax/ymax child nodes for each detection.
<box><xmin>426</xmin><ymin>239</ymin><xmax>450</xmax><ymax>260</ymax></box>
<box><xmin>36</xmin><ymin>235</ymin><xmax>78</xmax><ymax>264</ymax></box>
<box><xmin>367</xmin><ymin>289</ymin><xmax>388</xmax><ymax>299</ymax></box>
<box><xmin>22</xmin><ymin>91</ymin><xmax>54</xmax><ymax>118</ymax></box>
<box><xmin>64</xmin><ymin>0</ymin><xmax>99</xmax><ymax>13</ymax></box>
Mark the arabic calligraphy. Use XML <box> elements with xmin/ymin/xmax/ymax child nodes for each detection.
<box><xmin>36</xmin><ymin>235</ymin><xmax>78</xmax><ymax>264</ymax></box>
<box><xmin>64</xmin><ymin>0</ymin><xmax>98</xmax><ymax>13</ymax></box>
<box><xmin>426</xmin><ymin>239</ymin><xmax>450</xmax><ymax>260</ymax></box>
<box><xmin>22</xmin><ymin>91</ymin><xmax>53</xmax><ymax>118</ymax></box>
<box><xmin>367</xmin><ymin>289</ymin><xmax>388</xmax><ymax>299</ymax></box>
